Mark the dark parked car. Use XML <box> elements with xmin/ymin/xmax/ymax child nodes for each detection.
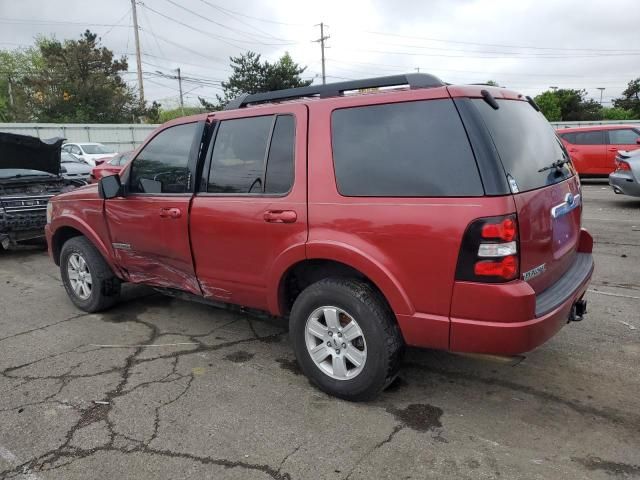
<box><xmin>46</xmin><ymin>75</ymin><xmax>593</xmax><ymax>400</ymax></box>
<box><xmin>610</xmin><ymin>148</ymin><xmax>640</xmax><ymax>197</ymax></box>
<box><xmin>0</xmin><ymin>132</ymin><xmax>72</xmax><ymax>250</ymax></box>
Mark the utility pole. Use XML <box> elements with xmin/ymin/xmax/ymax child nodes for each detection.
<box><xmin>597</xmin><ymin>87</ymin><xmax>605</xmax><ymax>105</ymax></box>
<box><xmin>314</xmin><ymin>23</ymin><xmax>329</xmax><ymax>85</ymax></box>
<box><xmin>177</xmin><ymin>68</ymin><xmax>184</xmax><ymax>114</ymax></box>
<box><xmin>131</xmin><ymin>0</ymin><xmax>144</xmax><ymax>106</ymax></box>
<box><xmin>7</xmin><ymin>77</ymin><xmax>14</xmax><ymax>108</ymax></box>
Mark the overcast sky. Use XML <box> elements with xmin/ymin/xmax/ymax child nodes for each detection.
<box><xmin>1</xmin><ymin>0</ymin><xmax>638</xmax><ymax>108</ymax></box>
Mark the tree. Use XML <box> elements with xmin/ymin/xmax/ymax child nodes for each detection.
<box><xmin>216</xmin><ymin>51</ymin><xmax>311</xmax><ymax>107</ymax></box>
<box><xmin>601</xmin><ymin>107</ymin><xmax>636</xmax><ymax>120</ymax></box>
<box><xmin>485</xmin><ymin>80</ymin><xmax>500</xmax><ymax>87</ymax></box>
<box><xmin>613</xmin><ymin>78</ymin><xmax>640</xmax><ymax>118</ymax></box>
<box><xmin>0</xmin><ymin>47</ymin><xmax>42</xmax><ymax>122</ymax></box>
<box><xmin>2</xmin><ymin>30</ymin><xmax>158</xmax><ymax>123</ymax></box>
<box><xmin>534</xmin><ymin>91</ymin><xmax>562</xmax><ymax>121</ymax></box>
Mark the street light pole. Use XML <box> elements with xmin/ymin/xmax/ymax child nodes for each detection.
<box><xmin>597</xmin><ymin>87</ymin><xmax>605</xmax><ymax>105</ymax></box>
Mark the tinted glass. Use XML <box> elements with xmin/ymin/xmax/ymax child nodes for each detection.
<box><xmin>208</xmin><ymin>116</ymin><xmax>273</xmax><ymax>193</ymax></box>
<box><xmin>574</xmin><ymin>130</ymin><xmax>605</xmax><ymax>145</ymax></box>
<box><xmin>331</xmin><ymin>100</ymin><xmax>483</xmax><ymax>197</ymax></box>
<box><xmin>129</xmin><ymin>123</ymin><xmax>197</xmax><ymax>194</ymax></box>
<box><xmin>608</xmin><ymin>129</ymin><xmax>640</xmax><ymax>145</ymax></box>
<box><xmin>560</xmin><ymin>133</ymin><xmax>576</xmax><ymax>144</ymax></box>
<box><xmin>264</xmin><ymin>115</ymin><xmax>295</xmax><ymax>194</ymax></box>
<box><xmin>82</xmin><ymin>144</ymin><xmax>114</xmax><ymax>154</ymax></box>
<box><xmin>473</xmin><ymin>99</ymin><xmax>572</xmax><ymax>192</ymax></box>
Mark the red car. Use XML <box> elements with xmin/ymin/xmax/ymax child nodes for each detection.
<box><xmin>45</xmin><ymin>75</ymin><xmax>593</xmax><ymax>400</ymax></box>
<box><xmin>89</xmin><ymin>151</ymin><xmax>132</xmax><ymax>183</ymax></box>
<box><xmin>558</xmin><ymin>125</ymin><xmax>640</xmax><ymax>176</ymax></box>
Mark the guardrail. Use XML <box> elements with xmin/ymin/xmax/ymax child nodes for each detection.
<box><xmin>550</xmin><ymin>120</ymin><xmax>640</xmax><ymax>129</ymax></box>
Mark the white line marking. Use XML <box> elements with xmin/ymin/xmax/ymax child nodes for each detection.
<box><xmin>588</xmin><ymin>289</ymin><xmax>640</xmax><ymax>300</ymax></box>
<box><xmin>89</xmin><ymin>342</ymin><xmax>198</xmax><ymax>348</ymax></box>
<box><xmin>0</xmin><ymin>445</ymin><xmax>42</xmax><ymax>479</ymax></box>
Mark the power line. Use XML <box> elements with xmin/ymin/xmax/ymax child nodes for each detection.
<box><xmin>362</xmin><ymin>30</ymin><xmax>640</xmax><ymax>54</ymax></box>
<box><xmin>0</xmin><ymin>18</ymin><xmax>131</xmax><ymax>27</ymax></box>
<box><xmin>196</xmin><ymin>0</ymin><xmax>306</xmax><ymax>27</ymax></box>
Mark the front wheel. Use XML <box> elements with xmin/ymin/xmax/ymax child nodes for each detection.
<box><xmin>60</xmin><ymin>236</ymin><xmax>121</xmax><ymax>312</ymax></box>
<box><xmin>289</xmin><ymin>278</ymin><xmax>404</xmax><ymax>401</ymax></box>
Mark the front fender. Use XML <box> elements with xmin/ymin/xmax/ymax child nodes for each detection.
<box><xmin>50</xmin><ymin>213</ymin><xmax>121</xmax><ymax>277</ymax></box>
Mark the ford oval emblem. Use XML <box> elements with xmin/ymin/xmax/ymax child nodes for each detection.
<box><xmin>565</xmin><ymin>193</ymin><xmax>574</xmax><ymax>206</ymax></box>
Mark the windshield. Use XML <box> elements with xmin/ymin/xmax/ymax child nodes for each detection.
<box><xmin>473</xmin><ymin>99</ymin><xmax>573</xmax><ymax>192</ymax></box>
<box><xmin>61</xmin><ymin>152</ymin><xmax>83</xmax><ymax>163</ymax></box>
<box><xmin>0</xmin><ymin>168</ymin><xmax>57</xmax><ymax>179</ymax></box>
<box><xmin>82</xmin><ymin>144</ymin><xmax>114</xmax><ymax>154</ymax></box>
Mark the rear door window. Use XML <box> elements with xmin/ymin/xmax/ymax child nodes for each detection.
<box><xmin>608</xmin><ymin>129</ymin><xmax>640</xmax><ymax>145</ymax></box>
<box><xmin>574</xmin><ymin>130</ymin><xmax>605</xmax><ymax>145</ymax></box>
<box><xmin>207</xmin><ymin>115</ymin><xmax>295</xmax><ymax>195</ymax></box>
<box><xmin>472</xmin><ymin>99</ymin><xmax>572</xmax><ymax>192</ymax></box>
<box><xmin>331</xmin><ymin>99</ymin><xmax>483</xmax><ymax>197</ymax></box>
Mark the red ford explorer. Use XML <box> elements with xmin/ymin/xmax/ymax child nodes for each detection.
<box><xmin>45</xmin><ymin>74</ymin><xmax>594</xmax><ymax>400</ymax></box>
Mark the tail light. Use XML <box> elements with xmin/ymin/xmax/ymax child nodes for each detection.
<box><xmin>615</xmin><ymin>160</ymin><xmax>631</xmax><ymax>171</ymax></box>
<box><xmin>455</xmin><ymin>214</ymin><xmax>519</xmax><ymax>283</ymax></box>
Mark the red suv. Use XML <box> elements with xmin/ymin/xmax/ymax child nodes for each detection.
<box><xmin>558</xmin><ymin>125</ymin><xmax>640</xmax><ymax>176</ymax></box>
<box><xmin>45</xmin><ymin>75</ymin><xmax>594</xmax><ymax>400</ymax></box>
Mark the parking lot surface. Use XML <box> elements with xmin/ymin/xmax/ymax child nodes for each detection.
<box><xmin>1</xmin><ymin>182</ymin><xmax>639</xmax><ymax>480</ymax></box>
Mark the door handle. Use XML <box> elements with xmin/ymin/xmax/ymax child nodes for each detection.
<box><xmin>159</xmin><ymin>207</ymin><xmax>182</xmax><ymax>219</ymax></box>
<box><xmin>608</xmin><ymin>147</ymin><xmax>618</xmax><ymax>152</ymax></box>
<box><xmin>264</xmin><ymin>210</ymin><xmax>297</xmax><ymax>223</ymax></box>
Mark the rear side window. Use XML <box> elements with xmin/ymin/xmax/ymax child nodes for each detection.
<box><xmin>208</xmin><ymin>115</ymin><xmax>295</xmax><ymax>194</ymax></box>
<box><xmin>560</xmin><ymin>133</ymin><xmax>576</xmax><ymax>144</ymax></box>
<box><xmin>574</xmin><ymin>130</ymin><xmax>605</xmax><ymax>145</ymax></box>
<box><xmin>129</xmin><ymin>123</ymin><xmax>198</xmax><ymax>194</ymax></box>
<box><xmin>331</xmin><ymin>100</ymin><xmax>483</xmax><ymax>197</ymax></box>
<box><xmin>608</xmin><ymin>129</ymin><xmax>640</xmax><ymax>145</ymax></box>
<box><xmin>473</xmin><ymin>99</ymin><xmax>572</xmax><ymax>193</ymax></box>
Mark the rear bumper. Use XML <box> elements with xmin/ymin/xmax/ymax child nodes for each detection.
<box><xmin>449</xmin><ymin>252</ymin><xmax>593</xmax><ymax>355</ymax></box>
<box><xmin>609</xmin><ymin>171</ymin><xmax>640</xmax><ymax>197</ymax></box>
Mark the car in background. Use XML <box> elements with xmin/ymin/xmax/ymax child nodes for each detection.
<box><xmin>557</xmin><ymin>125</ymin><xmax>640</xmax><ymax>177</ymax></box>
<box><xmin>610</xmin><ymin>149</ymin><xmax>640</xmax><ymax>197</ymax></box>
<box><xmin>89</xmin><ymin>151</ymin><xmax>132</xmax><ymax>183</ymax></box>
<box><xmin>60</xmin><ymin>152</ymin><xmax>92</xmax><ymax>184</ymax></box>
<box><xmin>61</xmin><ymin>142</ymin><xmax>117</xmax><ymax>166</ymax></box>
<box><xmin>0</xmin><ymin>133</ymin><xmax>73</xmax><ymax>250</ymax></box>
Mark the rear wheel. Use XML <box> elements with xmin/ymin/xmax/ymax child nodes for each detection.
<box><xmin>289</xmin><ymin>278</ymin><xmax>403</xmax><ymax>401</ymax></box>
<box><xmin>60</xmin><ymin>236</ymin><xmax>121</xmax><ymax>312</ymax></box>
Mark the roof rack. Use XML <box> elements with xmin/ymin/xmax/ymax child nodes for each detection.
<box><xmin>223</xmin><ymin>73</ymin><xmax>445</xmax><ymax>110</ymax></box>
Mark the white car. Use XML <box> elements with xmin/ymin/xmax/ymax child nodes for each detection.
<box><xmin>61</xmin><ymin>143</ymin><xmax>117</xmax><ymax>166</ymax></box>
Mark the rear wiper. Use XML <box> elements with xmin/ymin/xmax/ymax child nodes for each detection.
<box><xmin>538</xmin><ymin>158</ymin><xmax>570</xmax><ymax>173</ymax></box>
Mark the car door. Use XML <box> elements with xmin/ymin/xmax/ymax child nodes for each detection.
<box><xmin>104</xmin><ymin>121</ymin><xmax>205</xmax><ymax>295</ymax></box>
<box><xmin>570</xmin><ymin>130</ymin><xmax>606</xmax><ymax>175</ymax></box>
<box><xmin>606</xmin><ymin>128</ymin><xmax>640</xmax><ymax>172</ymax></box>
<box><xmin>190</xmin><ymin>105</ymin><xmax>307</xmax><ymax>311</ymax></box>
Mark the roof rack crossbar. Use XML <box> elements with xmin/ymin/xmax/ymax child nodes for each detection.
<box><xmin>223</xmin><ymin>73</ymin><xmax>445</xmax><ymax>110</ymax></box>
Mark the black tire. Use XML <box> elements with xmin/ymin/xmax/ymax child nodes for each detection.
<box><xmin>289</xmin><ymin>278</ymin><xmax>404</xmax><ymax>401</ymax></box>
<box><xmin>60</xmin><ymin>236</ymin><xmax>121</xmax><ymax>312</ymax></box>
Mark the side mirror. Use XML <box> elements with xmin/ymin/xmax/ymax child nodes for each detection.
<box><xmin>99</xmin><ymin>174</ymin><xmax>123</xmax><ymax>199</ymax></box>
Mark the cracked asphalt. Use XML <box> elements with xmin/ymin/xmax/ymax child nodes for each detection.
<box><xmin>1</xmin><ymin>181</ymin><xmax>639</xmax><ymax>480</ymax></box>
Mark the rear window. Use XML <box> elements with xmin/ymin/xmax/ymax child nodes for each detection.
<box><xmin>473</xmin><ymin>99</ymin><xmax>572</xmax><ymax>192</ymax></box>
<box><xmin>331</xmin><ymin>99</ymin><xmax>483</xmax><ymax>197</ymax></box>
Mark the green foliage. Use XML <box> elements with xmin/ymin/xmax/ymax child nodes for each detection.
<box><xmin>158</xmin><ymin>106</ymin><xmax>207</xmax><ymax>123</ymax></box>
<box><xmin>613</xmin><ymin>78</ymin><xmax>640</xmax><ymax>118</ymax></box>
<box><xmin>0</xmin><ymin>47</ymin><xmax>43</xmax><ymax>122</ymax></box>
<box><xmin>601</xmin><ymin>107</ymin><xmax>636</xmax><ymax>120</ymax></box>
<box><xmin>534</xmin><ymin>88</ymin><xmax>603</xmax><ymax>121</ymax></box>
<box><xmin>534</xmin><ymin>91</ymin><xmax>562</xmax><ymax>121</ymax></box>
<box><xmin>217</xmin><ymin>51</ymin><xmax>311</xmax><ymax>107</ymax></box>
<box><xmin>0</xmin><ymin>31</ymin><xmax>157</xmax><ymax>123</ymax></box>
<box><xmin>485</xmin><ymin>80</ymin><xmax>500</xmax><ymax>87</ymax></box>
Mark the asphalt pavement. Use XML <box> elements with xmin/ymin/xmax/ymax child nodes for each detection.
<box><xmin>0</xmin><ymin>180</ymin><xmax>639</xmax><ymax>480</ymax></box>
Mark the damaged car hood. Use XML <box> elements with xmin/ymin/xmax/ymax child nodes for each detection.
<box><xmin>0</xmin><ymin>132</ymin><xmax>64</xmax><ymax>176</ymax></box>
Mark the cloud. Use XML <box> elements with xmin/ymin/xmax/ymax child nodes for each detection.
<box><xmin>1</xmin><ymin>0</ymin><xmax>636</xmax><ymax>106</ymax></box>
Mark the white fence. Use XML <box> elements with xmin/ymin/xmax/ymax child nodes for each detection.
<box><xmin>550</xmin><ymin>120</ymin><xmax>640</xmax><ymax>129</ymax></box>
<box><xmin>1</xmin><ymin>120</ymin><xmax>639</xmax><ymax>150</ymax></box>
<box><xmin>0</xmin><ymin>123</ymin><xmax>159</xmax><ymax>152</ymax></box>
